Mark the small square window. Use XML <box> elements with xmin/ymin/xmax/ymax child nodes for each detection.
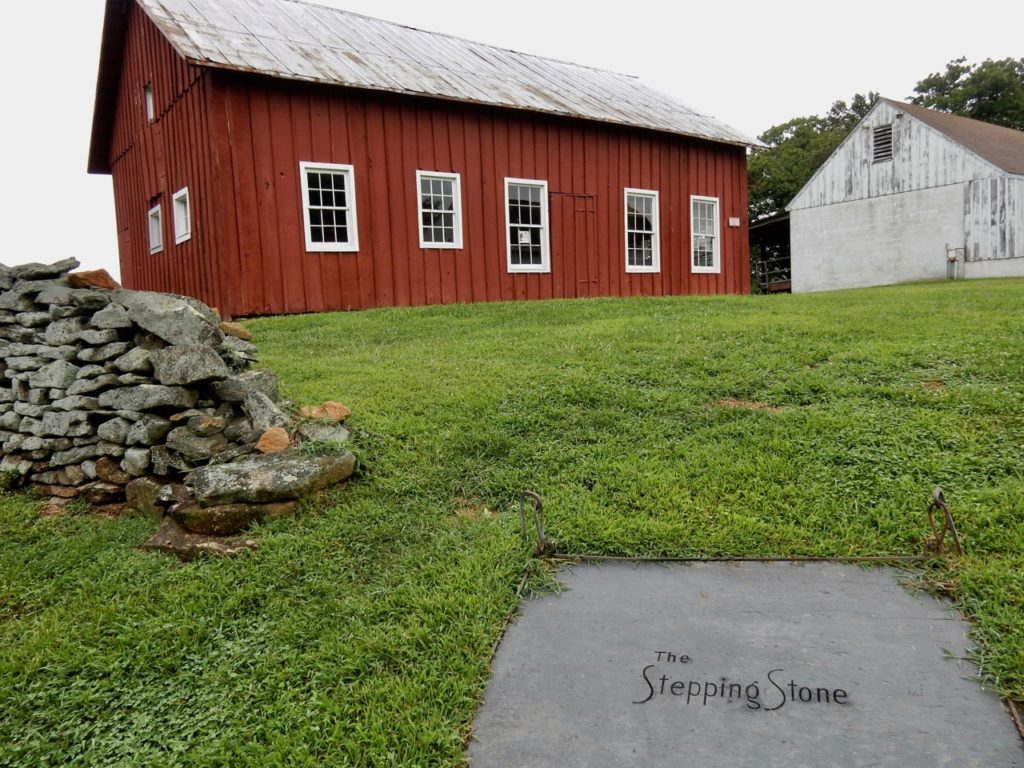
<box><xmin>144</xmin><ymin>84</ymin><xmax>155</xmax><ymax>121</ymax></box>
<box><xmin>148</xmin><ymin>204</ymin><xmax>163</xmax><ymax>254</ymax></box>
<box><xmin>172</xmin><ymin>187</ymin><xmax>191</xmax><ymax>244</ymax></box>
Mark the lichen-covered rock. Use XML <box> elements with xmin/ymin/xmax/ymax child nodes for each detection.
<box><xmin>9</xmin><ymin>258</ymin><xmax>79</xmax><ymax>281</ymax></box>
<box><xmin>67</xmin><ymin>373</ymin><xmax>120</xmax><ymax>396</ymax></box>
<box><xmin>97</xmin><ymin>417</ymin><xmax>134</xmax><ymax>444</ymax></box>
<box><xmin>211</xmin><ymin>369</ymin><xmax>279</xmax><ymax>403</ymax></box>
<box><xmin>98</xmin><ymin>385</ymin><xmax>198</xmax><ymax>412</ymax></box>
<box><xmin>298</xmin><ymin>422</ymin><xmax>350</xmax><ymax>445</ymax></box>
<box><xmin>165</xmin><ymin>426</ymin><xmax>229</xmax><ymax>462</ymax></box>
<box><xmin>242</xmin><ymin>392</ymin><xmax>290</xmax><ymax>431</ymax></box>
<box><xmin>126</xmin><ymin>415</ymin><xmax>173</xmax><ymax>446</ymax></box>
<box><xmin>110</xmin><ymin>347</ymin><xmax>153</xmax><ymax>375</ymax></box>
<box><xmin>125</xmin><ymin>477</ymin><xmax>162</xmax><ymax>516</ymax></box>
<box><xmin>77</xmin><ymin>342</ymin><xmax>133</xmax><ymax>363</ymax></box>
<box><xmin>28</xmin><ymin>360</ymin><xmax>80</xmax><ymax>389</ymax></box>
<box><xmin>151</xmin><ymin>345</ymin><xmax>229</xmax><ymax>386</ymax></box>
<box><xmin>189</xmin><ymin>451</ymin><xmax>356</xmax><ymax>506</ymax></box>
<box><xmin>114</xmin><ymin>289</ymin><xmax>223</xmax><ymax>348</ymax></box>
<box><xmin>122</xmin><ymin>447</ymin><xmax>152</xmax><ymax>477</ymax></box>
<box><xmin>187</xmin><ymin>414</ymin><xmax>226</xmax><ymax>437</ymax></box>
<box><xmin>43</xmin><ymin>317</ymin><xmax>89</xmax><ymax>347</ymax></box>
<box><xmin>90</xmin><ymin>302</ymin><xmax>132</xmax><ymax>329</ymax></box>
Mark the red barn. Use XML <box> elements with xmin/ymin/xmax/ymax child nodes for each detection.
<box><xmin>89</xmin><ymin>0</ymin><xmax>757</xmax><ymax>317</ymax></box>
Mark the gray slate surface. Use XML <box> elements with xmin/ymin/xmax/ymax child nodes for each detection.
<box><xmin>469</xmin><ymin>562</ymin><xmax>1023</xmax><ymax>768</ymax></box>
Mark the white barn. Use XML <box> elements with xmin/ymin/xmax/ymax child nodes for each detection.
<box><xmin>789</xmin><ymin>98</ymin><xmax>1024</xmax><ymax>292</ymax></box>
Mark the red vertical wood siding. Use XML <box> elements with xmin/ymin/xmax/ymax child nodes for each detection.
<box><xmin>110</xmin><ymin>10</ymin><xmax>750</xmax><ymax>317</ymax></box>
<box><xmin>107</xmin><ymin>5</ymin><xmax>225</xmax><ymax>310</ymax></box>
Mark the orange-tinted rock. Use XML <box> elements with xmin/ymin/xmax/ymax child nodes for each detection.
<box><xmin>220</xmin><ymin>321</ymin><xmax>253</xmax><ymax>341</ymax></box>
<box><xmin>300</xmin><ymin>401</ymin><xmax>352</xmax><ymax>421</ymax></box>
<box><xmin>68</xmin><ymin>269</ymin><xmax>121</xmax><ymax>290</ymax></box>
<box><xmin>255</xmin><ymin>427</ymin><xmax>290</xmax><ymax>453</ymax></box>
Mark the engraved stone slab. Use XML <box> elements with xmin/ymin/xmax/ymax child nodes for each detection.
<box><xmin>469</xmin><ymin>562</ymin><xmax>1023</xmax><ymax>767</ymax></box>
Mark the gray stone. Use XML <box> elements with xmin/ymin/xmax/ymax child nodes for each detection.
<box><xmin>0</xmin><ymin>388</ymin><xmax>14</xmax><ymax>403</ymax></box>
<box><xmin>98</xmin><ymin>385</ymin><xmax>198</xmax><ymax>412</ymax></box>
<box><xmin>126</xmin><ymin>415</ymin><xmax>173</xmax><ymax>446</ymax></box>
<box><xmin>77</xmin><ymin>364</ymin><xmax>107</xmax><ymax>378</ymax></box>
<box><xmin>189</xmin><ymin>451</ymin><xmax>357</xmax><ymax>506</ymax></box>
<box><xmin>46</xmin><ymin>389</ymin><xmax>66</xmax><ymax>400</ymax></box>
<box><xmin>117</xmin><ymin>374</ymin><xmax>153</xmax><ymax>386</ymax></box>
<box><xmin>166</xmin><ymin>426</ymin><xmax>229</xmax><ymax>462</ymax></box>
<box><xmin>15</xmin><ymin>311</ymin><xmax>52</xmax><ymax>327</ymax></box>
<box><xmin>90</xmin><ymin>303</ymin><xmax>133</xmax><ymax>330</ymax></box>
<box><xmin>81</xmin><ymin>460</ymin><xmax>98</xmax><ymax>480</ymax></box>
<box><xmin>28</xmin><ymin>360</ymin><xmax>80</xmax><ymax>389</ymax></box>
<box><xmin>97</xmin><ymin>441</ymin><xmax>126</xmax><ymax>458</ymax></box>
<box><xmin>469</xmin><ymin>562</ymin><xmax>1024</xmax><ymax>768</ymax></box>
<box><xmin>76</xmin><ymin>342</ymin><xmax>133</xmax><ymax>363</ymax></box>
<box><xmin>242</xmin><ymin>392</ymin><xmax>290</xmax><ymax>431</ymax></box>
<box><xmin>69</xmin><ymin>290</ymin><xmax>112</xmax><ymax>310</ymax></box>
<box><xmin>3</xmin><ymin>343</ymin><xmax>43</xmax><ymax>356</ymax></box>
<box><xmin>27</xmin><ymin>388</ymin><xmax>50</xmax><ymax>405</ymax></box>
<box><xmin>76</xmin><ymin>329</ymin><xmax>121</xmax><ymax>346</ymax></box>
<box><xmin>2</xmin><ymin>434</ymin><xmax>24</xmax><ymax>452</ymax></box>
<box><xmin>0</xmin><ymin>291</ymin><xmax>40</xmax><ymax>312</ymax></box>
<box><xmin>34</xmin><ymin>284</ymin><xmax>73</xmax><ymax>305</ymax></box>
<box><xmin>31</xmin><ymin>411</ymin><xmax>91</xmax><ymax>438</ymax></box>
<box><xmin>151</xmin><ymin>345</ymin><xmax>230</xmax><ymax>386</ymax></box>
<box><xmin>17</xmin><ymin>436</ymin><xmax>72</xmax><ymax>452</ymax></box>
<box><xmin>219</xmin><ymin>335</ymin><xmax>259</xmax><ymax>361</ymax></box>
<box><xmin>0</xmin><ymin>455</ymin><xmax>32</xmax><ymax>475</ymax></box>
<box><xmin>80</xmin><ymin>482</ymin><xmax>124</xmax><ymax>504</ymax></box>
<box><xmin>122</xmin><ymin>448</ymin><xmax>152</xmax><ymax>477</ymax></box>
<box><xmin>115</xmin><ymin>410</ymin><xmax>146</xmax><ymax>422</ymax></box>
<box><xmin>114</xmin><ymin>289</ymin><xmax>223</xmax><ymax>347</ymax></box>
<box><xmin>96</xmin><ymin>417</ymin><xmax>133</xmax><ymax>444</ymax></box>
<box><xmin>67</xmin><ymin>374</ymin><xmax>120</xmax><ymax>396</ymax></box>
<box><xmin>9</xmin><ymin>258</ymin><xmax>79</xmax><ymax>281</ymax></box>
<box><xmin>49</xmin><ymin>304</ymin><xmax>84</xmax><ymax>320</ymax></box>
<box><xmin>44</xmin><ymin>316</ymin><xmax>89</xmax><ymax>346</ymax></box>
<box><xmin>149</xmin><ymin>445</ymin><xmax>191</xmax><ymax>475</ymax></box>
<box><xmin>51</xmin><ymin>395</ymin><xmax>100</xmax><ymax>411</ymax></box>
<box><xmin>5</xmin><ymin>356</ymin><xmax>45</xmax><ymax>371</ymax></box>
<box><xmin>0</xmin><ymin>411</ymin><xmax>21</xmax><ymax>430</ymax></box>
<box><xmin>37</xmin><ymin>345</ymin><xmax>78</xmax><ymax>361</ymax></box>
<box><xmin>187</xmin><ymin>414</ymin><xmax>226</xmax><ymax>437</ymax></box>
<box><xmin>50</xmin><ymin>445</ymin><xmax>103</xmax><ymax>466</ymax></box>
<box><xmin>71</xmin><ymin>435</ymin><xmax>101</xmax><ymax>447</ymax></box>
<box><xmin>0</xmin><ymin>309</ymin><xmax>15</xmax><ymax>323</ymax></box>
<box><xmin>0</xmin><ymin>325</ymin><xmax>40</xmax><ymax>342</ymax></box>
<box><xmin>109</xmin><ymin>347</ymin><xmax>153</xmax><ymax>374</ymax></box>
<box><xmin>13</xmin><ymin>402</ymin><xmax>45</xmax><ymax>418</ymax></box>
<box><xmin>298</xmin><ymin>422</ymin><xmax>350</xmax><ymax>445</ymax></box>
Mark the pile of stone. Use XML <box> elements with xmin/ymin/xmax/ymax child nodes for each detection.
<box><xmin>0</xmin><ymin>258</ymin><xmax>355</xmax><ymax>559</ymax></box>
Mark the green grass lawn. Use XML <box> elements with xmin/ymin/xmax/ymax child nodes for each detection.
<box><xmin>2</xmin><ymin>279</ymin><xmax>1022</xmax><ymax>765</ymax></box>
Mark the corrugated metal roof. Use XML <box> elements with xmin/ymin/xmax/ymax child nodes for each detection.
<box><xmin>134</xmin><ymin>0</ymin><xmax>757</xmax><ymax>147</ymax></box>
<box><xmin>881</xmin><ymin>98</ymin><xmax>1024</xmax><ymax>176</ymax></box>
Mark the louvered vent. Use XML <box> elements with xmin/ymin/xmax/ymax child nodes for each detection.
<box><xmin>872</xmin><ymin>124</ymin><xmax>893</xmax><ymax>163</ymax></box>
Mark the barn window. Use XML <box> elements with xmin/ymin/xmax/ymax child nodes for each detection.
<box><xmin>690</xmin><ymin>196</ymin><xmax>720</xmax><ymax>273</ymax></box>
<box><xmin>872</xmin><ymin>124</ymin><xmax>893</xmax><ymax>163</ymax></box>
<box><xmin>417</xmin><ymin>171</ymin><xmax>462</xmax><ymax>248</ymax></box>
<box><xmin>505</xmin><ymin>178</ymin><xmax>550</xmax><ymax>273</ymax></box>
<box><xmin>625</xmin><ymin>188</ymin><xmax>660</xmax><ymax>273</ymax></box>
<box><xmin>299</xmin><ymin>162</ymin><xmax>359</xmax><ymax>252</ymax></box>
<box><xmin>144</xmin><ymin>84</ymin><xmax>155</xmax><ymax>121</ymax></box>
<box><xmin>148</xmin><ymin>203</ymin><xmax>164</xmax><ymax>255</ymax></box>
<box><xmin>172</xmin><ymin>187</ymin><xmax>191</xmax><ymax>244</ymax></box>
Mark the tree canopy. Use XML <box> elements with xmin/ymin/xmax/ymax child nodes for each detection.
<box><xmin>911</xmin><ymin>57</ymin><xmax>1024</xmax><ymax>131</ymax></box>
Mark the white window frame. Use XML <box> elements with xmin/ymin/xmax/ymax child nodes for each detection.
<box><xmin>690</xmin><ymin>195</ymin><xmax>721</xmax><ymax>274</ymax></box>
<box><xmin>144</xmin><ymin>84</ymin><xmax>155</xmax><ymax>121</ymax></box>
<box><xmin>624</xmin><ymin>188</ymin><xmax>661</xmax><ymax>274</ymax></box>
<box><xmin>172</xmin><ymin>187</ymin><xmax>191</xmax><ymax>244</ymax></box>
<box><xmin>148</xmin><ymin>204</ymin><xmax>163</xmax><ymax>255</ymax></box>
<box><xmin>299</xmin><ymin>161</ymin><xmax>359</xmax><ymax>253</ymax></box>
<box><xmin>416</xmin><ymin>171</ymin><xmax>463</xmax><ymax>249</ymax></box>
<box><xmin>504</xmin><ymin>178</ymin><xmax>550</xmax><ymax>274</ymax></box>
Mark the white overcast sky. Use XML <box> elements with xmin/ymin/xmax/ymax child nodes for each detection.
<box><xmin>1</xmin><ymin>0</ymin><xmax>1019</xmax><ymax>279</ymax></box>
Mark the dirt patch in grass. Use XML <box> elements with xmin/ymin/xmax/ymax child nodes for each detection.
<box><xmin>454</xmin><ymin>497</ymin><xmax>496</xmax><ymax>521</ymax></box>
<box><xmin>714</xmin><ymin>398</ymin><xmax>784</xmax><ymax>413</ymax></box>
<box><xmin>920</xmin><ymin>380</ymin><xmax>945</xmax><ymax>391</ymax></box>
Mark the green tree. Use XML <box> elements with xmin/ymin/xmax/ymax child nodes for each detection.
<box><xmin>911</xmin><ymin>57</ymin><xmax>1024</xmax><ymax>130</ymax></box>
<box><xmin>748</xmin><ymin>93</ymin><xmax>877</xmax><ymax>221</ymax></box>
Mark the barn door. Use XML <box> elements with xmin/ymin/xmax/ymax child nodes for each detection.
<box><xmin>552</xmin><ymin>193</ymin><xmax>598</xmax><ymax>297</ymax></box>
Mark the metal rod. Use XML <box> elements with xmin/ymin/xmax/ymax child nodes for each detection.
<box><xmin>549</xmin><ymin>553</ymin><xmax>930</xmax><ymax>564</ymax></box>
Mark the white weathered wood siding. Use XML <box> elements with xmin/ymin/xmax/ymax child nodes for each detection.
<box><xmin>789</xmin><ymin>101</ymin><xmax>1001</xmax><ymax>210</ymax></box>
<box><xmin>790</xmin><ymin>100</ymin><xmax>1024</xmax><ymax>292</ymax></box>
<box><xmin>965</xmin><ymin>177</ymin><xmax>1024</xmax><ymax>262</ymax></box>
